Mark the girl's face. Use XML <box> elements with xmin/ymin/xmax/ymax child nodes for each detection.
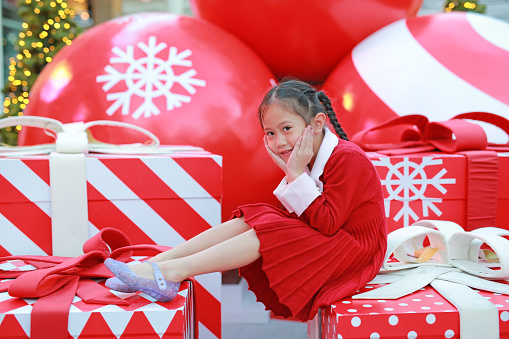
<box><xmin>262</xmin><ymin>104</ymin><xmax>308</xmax><ymax>162</ymax></box>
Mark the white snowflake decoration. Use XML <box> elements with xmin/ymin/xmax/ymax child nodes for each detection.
<box><xmin>372</xmin><ymin>157</ymin><xmax>456</xmax><ymax>227</ymax></box>
<box><xmin>96</xmin><ymin>36</ymin><xmax>206</xmax><ymax>119</ymax></box>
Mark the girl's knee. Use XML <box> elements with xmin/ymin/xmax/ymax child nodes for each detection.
<box><xmin>226</xmin><ymin>216</ymin><xmax>251</xmax><ymax>234</ymax></box>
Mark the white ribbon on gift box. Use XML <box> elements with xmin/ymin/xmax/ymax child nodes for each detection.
<box><xmin>354</xmin><ymin>220</ymin><xmax>509</xmax><ymax>339</ymax></box>
<box><xmin>0</xmin><ymin>116</ymin><xmax>203</xmax><ymax>257</ymax></box>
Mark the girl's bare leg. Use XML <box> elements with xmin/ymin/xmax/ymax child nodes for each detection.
<box><xmin>149</xmin><ymin>217</ymin><xmax>251</xmax><ymax>263</ymax></box>
<box><xmin>132</xmin><ymin>228</ymin><xmax>261</xmax><ymax>282</ymax></box>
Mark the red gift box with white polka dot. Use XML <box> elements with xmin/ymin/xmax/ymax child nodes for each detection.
<box><xmin>0</xmin><ymin>258</ymin><xmax>194</xmax><ymax>339</ymax></box>
<box><xmin>317</xmin><ymin>282</ymin><xmax>509</xmax><ymax>339</ymax></box>
<box><xmin>368</xmin><ymin>152</ymin><xmax>509</xmax><ymax>233</ymax></box>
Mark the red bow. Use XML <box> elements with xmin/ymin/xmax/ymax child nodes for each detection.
<box><xmin>352</xmin><ymin>112</ymin><xmax>509</xmax><ymax>155</ymax></box>
<box><xmin>0</xmin><ymin>228</ymin><xmax>171</xmax><ymax>339</ymax></box>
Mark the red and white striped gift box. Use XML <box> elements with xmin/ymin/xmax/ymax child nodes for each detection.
<box><xmin>0</xmin><ymin>151</ymin><xmax>223</xmax><ymax>339</ymax></box>
<box><xmin>0</xmin><ymin>258</ymin><xmax>194</xmax><ymax>338</ymax></box>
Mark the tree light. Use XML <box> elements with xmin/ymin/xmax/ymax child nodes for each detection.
<box><xmin>2</xmin><ymin>0</ymin><xmax>82</xmax><ymax>145</ymax></box>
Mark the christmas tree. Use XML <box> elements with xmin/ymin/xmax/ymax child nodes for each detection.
<box><xmin>443</xmin><ymin>0</ymin><xmax>486</xmax><ymax>13</ymax></box>
<box><xmin>1</xmin><ymin>0</ymin><xmax>82</xmax><ymax>145</ymax></box>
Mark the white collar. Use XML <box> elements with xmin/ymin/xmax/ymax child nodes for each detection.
<box><xmin>307</xmin><ymin>127</ymin><xmax>339</xmax><ymax>191</ymax></box>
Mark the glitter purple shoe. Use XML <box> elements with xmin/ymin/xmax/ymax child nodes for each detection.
<box><xmin>104</xmin><ymin>258</ymin><xmax>180</xmax><ymax>302</ymax></box>
<box><xmin>105</xmin><ymin>260</ymin><xmax>149</xmax><ymax>293</ymax></box>
<box><xmin>105</xmin><ymin>277</ymin><xmax>138</xmax><ymax>293</ymax></box>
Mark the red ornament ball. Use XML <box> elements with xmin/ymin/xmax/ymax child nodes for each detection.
<box><xmin>21</xmin><ymin>13</ymin><xmax>281</xmax><ymax>221</ymax></box>
<box><xmin>323</xmin><ymin>12</ymin><xmax>509</xmax><ymax>142</ymax></box>
<box><xmin>190</xmin><ymin>0</ymin><xmax>423</xmax><ymax>83</ymax></box>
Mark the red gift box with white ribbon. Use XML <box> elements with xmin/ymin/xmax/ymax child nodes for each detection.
<box><xmin>308</xmin><ymin>220</ymin><xmax>509</xmax><ymax>339</ymax></box>
<box><xmin>0</xmin><ymin>258</ymin><xmax>194</xmax><ymax>339</ymax></box>
<box><xmin>314</xmin><ymin>284</ymin><xmax>509</xmax><ymax>339</ymax></box>
<box><xmin>0</xmin><ymin>117</ymin><xmax>222</xmax><ymax>339</ymax></box>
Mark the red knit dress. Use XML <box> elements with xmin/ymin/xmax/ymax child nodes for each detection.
<box><xmin>232</xmin><ymin>129</ymin><xmax>388</xmax><ymax>322</ymax></box>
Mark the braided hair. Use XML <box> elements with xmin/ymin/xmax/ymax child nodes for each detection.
<box><xmin>258</xmin><ymin>79</ymin><xmax>349</xmax><ymax>141</ymax></box>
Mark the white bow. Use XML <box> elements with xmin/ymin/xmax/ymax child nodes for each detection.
<box><xmin>354</xmin><ymin>220</ymin><xmax>509</xmax><ymax>339</ymax></box>
<box><xmin>0</xmin><ymin>116</ymin><xmax>202</xmax><ymax>155</ymax></box>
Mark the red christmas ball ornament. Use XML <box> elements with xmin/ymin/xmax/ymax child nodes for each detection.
<box><xmin>21</xmin><ymin>13</ymin><xmax>281</xmax><ymax>221</ymax></box>
<box><xmin>190</xmin><ymin>0</ymin><xmax>423</xmax><ymax>83</ymax></box>
<box><xmin>323</xmin><ymin>12</ymin><xmax>509</xmax><ymax>142</ymax></box>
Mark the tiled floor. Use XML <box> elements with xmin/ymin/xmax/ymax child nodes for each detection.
<box><xmin>223</xmin><ymin>319</ymin><xmax>308</xmax><ymax>339</ymax></box>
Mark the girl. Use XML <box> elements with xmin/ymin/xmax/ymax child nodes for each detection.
<box><xmin>105</xmin><ymin>79</ymin><xmax>388</xmax><ymax>321</ymax></box>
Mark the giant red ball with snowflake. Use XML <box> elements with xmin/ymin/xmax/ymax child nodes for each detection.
<box><xmin>21</xmin><ymin>12</ymin><xmax>280</xmax><ymax>221</ymax></box>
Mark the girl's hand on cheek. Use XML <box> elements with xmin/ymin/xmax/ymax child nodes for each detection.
<box><xmin>287</xmin><ymin>126</ymin><xmax>314</xmax><ymax>182</ymax></box>
<box><xmin>264</xmin><ymin>135</ymin><xmax>287</xmax><ymax>174</ymax></box>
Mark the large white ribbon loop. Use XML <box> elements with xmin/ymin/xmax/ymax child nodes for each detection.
<box><xmin>386</xmin><ymin>226</ymin><xmax>449</xmax><ymax>270</ymax></box>
<box><xmin>355</xmin><ymin>220</ymin><xmax>509</xmax><ymax>339</ymax></box>
<box><xmin>0</xmin><ymin>116</ymin><xmax>202</xmax><ymax>256</ymax></box>
<box><xmin>449</xmin><ymin>231</ymin><xmax>509</xmax><ymax>279</ymax></box>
